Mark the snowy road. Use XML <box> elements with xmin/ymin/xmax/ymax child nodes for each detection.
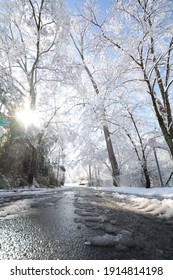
<box><xmin>0</xmin><ymin>186</ymin><xmax>173</xmax><ymax>259</ymax></box>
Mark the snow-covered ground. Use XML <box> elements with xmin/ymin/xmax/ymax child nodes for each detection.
<box><xmin>94</xmin><ymin>185</ymin><xmax>173</xmax><ymax>198</ymax></box>
<box><xmin>0</xmin><ymin>184</ymin><xmax>76</xmax><ymax>219</ymax></box>
<box><xmin>0</xmin><ymin>183</ymin><xmax>76</xmax><ymax>198</ymax></box>
<box><xmin>0</xmin><ymin>199</ymin><xmax>33</xmax><ymax>219</ymax></box>
<box><xmin>0</xmin><ymin>184</ymin><xmax>173</xmax><ymax>219</ymax></box>
<box><xmin>94</xmin><ymin>186</ymin><xmax>173</xmax><ymax>219</ymax></box>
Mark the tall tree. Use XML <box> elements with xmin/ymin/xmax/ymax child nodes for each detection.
<box><xmin>83</xmin><ymin>0</ymin><xmax>173</xmax><ymax>159</ymax></box>
<box><xmin>0</xmin><ymin>0</ymin><xmax>70</xmax><ymax>185</ymax></box>
<box><xmin>70</xmin><ymin>17</ymin><xmax>120</xmax><ymax>186</ymax></box>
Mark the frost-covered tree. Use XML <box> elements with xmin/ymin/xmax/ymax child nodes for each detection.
<box><xmin>84</xmin><ymin>0</ymin><xmax>173</xmax><ymax>159</ymax></box>
<box><xmin>70</xmin><ymin>13</ymin><xmax>122</xmax><ymax>186</ymax></box>
<box><xmin>0</xmin><ymin>0</ymin><xmax>70</xmax><ymax>185</ymax></box>
<box><xmin>110</xmin><ymin>103</ymin><xmax>153</xmax><ymax>188</ymax></box>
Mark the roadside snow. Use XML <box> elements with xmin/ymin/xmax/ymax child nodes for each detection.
<box><xmin>0</xmin><ymin>184</ymin><xmax>76</xmax><ymax>218</ymax></box>
<box><xmin>1</xmin><ymin>184</ymin><xmax>173</xmax><ymax>219</ymax></box>
<box><xmin>94</xmin><ymin>186</ymin><xmax>173</xmax><ymax>219</ymax></box>
<box><xmin>94</xmin><ymin>186</ymin><xmax>173</xmax><ymax>198</ymax></box>
<box><xmin>129</xmin><ymin>196</ymin><xmax>173</xmax><ymax>218</ymax></box>
<box><xmin>0</xmin><ymin>184</ymin><xmax>75</xmax><ymax>198</ymax></box>
<box><xmin>0</xmin><ymin>199</ymin><xmax>34</xmax><ymax>218</ymax></box>
<box><xmin>82</xmin><ymin>186</ymin><xmax>173</xmax><ymax>247</ymax></box>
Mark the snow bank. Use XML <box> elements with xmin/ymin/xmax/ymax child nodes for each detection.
<box><xmin>94</xmin><ymin>186</ymin><xmax>173</xmax><ymax>219</ymax></box>
<box><xmin>122</xmin><ymin>194</ymin><xmax>173</xmax><ymax>219</ymax></box>
<box><xmin>112</xmin><ymin>193</ymin><xmax>173</xmax><ymax>218</ymax></box>
<box><xmin>1</xmin><ymin>184</ymin><xmax>173</xmax><ymax>220</ymax></box>
<box><xmin>0</xmin><ymin>184</ymin><xmax>78</xmax><ymax>198</ymax></box>
<box><xmin>93</xmin><ymin>186</ymin><xmax>173</xmax><ymax>198</ymax></box>
<box><xmin>0</xmin><ymin>199</ymin><xmax>33</xmax><ymax>218</ymax></box>
<box><xmin>0</xmin><ymin>184</ymin><xmax>81</xmax><ymax>218</ymax></box>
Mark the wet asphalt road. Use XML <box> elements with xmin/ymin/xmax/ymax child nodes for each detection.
<box><xmin>0</xmin><ymin>187</ymin><xmax>119</xmax><ymax>260</ymax></box>
<box><xmin>0</xmin><ymin>186</ymin><xmax>173</xmax><ymax>260</ymax></box>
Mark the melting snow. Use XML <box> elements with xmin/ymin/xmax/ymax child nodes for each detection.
<box><xmin>85</xmin><ymin>230</ymin><xmax>131</xmax><ymax>247</ymax></box>
<box><xmin>0</xmin><ymin>199</ymin><xmax>33</xmax><ymax>218</ymax></box>
<box><xmin>94</xmin><ymin>186</ymin><xmax>173</xmax><ymax>198</ymax></box>
<box><xmin>1</xmin><ymin>184</ymin><xmax>173</xmax><ymax>219</ymax></box>
<box><xmin>93</xmin><ymin>186</ymin><xmax>173</xmax><ymax>219</ymax></box>
<box><xmin>85</xmin><ymin>233</ymin><xmax>122</xmax><ymax>246</ymax></box>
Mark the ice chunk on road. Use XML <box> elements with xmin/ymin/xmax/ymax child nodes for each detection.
<box><xmin>85</xmin><ymin>233</ymin><xmax>120</xmax><ymax>246</ymax></box>
<box><xmin>85</xmin><ymin>230</ymin><xmax>131</xmax><ymax>247</ymax></box>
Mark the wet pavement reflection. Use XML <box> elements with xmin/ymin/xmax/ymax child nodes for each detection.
<box><xmin>0</xmin><ymin>188</ymin><xmax>118</xmax><ymax>259</ymax></box>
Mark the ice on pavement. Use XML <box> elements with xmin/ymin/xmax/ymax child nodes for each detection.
<box><xmin>85</xmin><ymin>230</ymin><xmax>131</xmax><ymax>246</ymax></box>
<box><xmin>85</xmin><ymin>233</ymin><xmax>122</xmax><ymax>246</ymax></box>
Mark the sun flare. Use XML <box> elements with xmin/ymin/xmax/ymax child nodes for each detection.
<box><xmin>16</xmin><ymin>100</ymin><xmax>41</xmax><ymax>128</ymax></box>
<box><xmin>16</xmin><ymin>109</ymin><xmax>41</xmax><ymax>128</ymax></box>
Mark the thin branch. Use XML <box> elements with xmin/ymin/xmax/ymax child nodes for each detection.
<box><xmin>165</xmin><ymin>37</ymin><xmax>173</xmax><ymax>88</ymax></box>
<box><xmin>165</xmin><ymin>171</ymin><xmax>173</xmax><ymax>186</ymax></box>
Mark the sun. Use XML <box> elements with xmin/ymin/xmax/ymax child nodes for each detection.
<box><xmin>16</xmin><ymin>109</ymin><xmax>41</xmax><ymax>128</ymax></box>
<box><xmin>16</xmin><ymin>100</ymin><xmax>41</xmax><ymax>128</ymax></box>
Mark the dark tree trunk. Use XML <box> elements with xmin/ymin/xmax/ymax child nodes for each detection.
<box><xmin>139</xmin><ymin>32</ymin><xmax>173</xmax><ymax>160</ymax></box>
<box><xmin>88</xmin><ymin>164</ymin><xmax>92</xmax><ymax>186</ymax></box>
<box><xmin>149</xmin><ymin>90</ymin><xmax>173</xmax><ymax>158</ymax></box>
<box><xmin>125</xmin><ymin>128</ymin><xmax>151</xmax><ymax>188</ymax></box>
<box><xmin>103</xmin><ymin>125</ymin><xmax>120</xmax><ymax>186</ymax></box>
<box><xmin>141</xmin><ymin>145</ymin><xmax>151</xmax><ymax>189</ymax></box>
<box><xmin>142</xmin><ymin>163</ymin><xmax>151</xmax><ymax>189</ymax></box>
<box><xmin>27</xmin><ymin>146</ymin><xmax>37</xmax><ymax>186</ymax></box>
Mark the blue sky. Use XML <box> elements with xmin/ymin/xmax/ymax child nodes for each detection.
<box><xmin>66</xmin><ymin>0</ymin><xmax>111</xmax><ymax>12</ymax></box>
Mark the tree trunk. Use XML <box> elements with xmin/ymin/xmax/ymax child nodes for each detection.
<box><xmin>27</xmin><ymin>146</ymin><xmax>37</xmax><ymax>186</ymax></box>
<box><xmin>142</xmin><ymin>163</ymin><xmax>151</xmax><ymax>189</ymax></box>
<box><xmin>150</xmin><ymin>90</ymin><xmax>173</xmax><ymax>158</ymax></box>
<box><xmin>70</xmin><ymin>33</ymin><xmax>120</xmax><ymax>186</ymax></box>
<box><xmin>88</xmin><ymin>164</ymin><xmax>92</xmax><ymax>186</ymax></box>
<box><xmin>103</xmin><ymin>125</ymin><xmax>119</xmax><ymax>186</ymax></box>
<box><xmin>126</xmin><ymin>130</ymin><xmax>151</xmax><ymax>188</ymax></box>
<box><xmin>139</xmin><ymin>52</ymin><xmax>173</xmax><ymax>159</ymax></box>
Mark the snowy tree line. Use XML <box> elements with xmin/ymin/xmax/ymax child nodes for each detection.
<box><xmin>0</xmin><ymin>0</ymin><xmax>173</xmax><ymax>189</ymax></box>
